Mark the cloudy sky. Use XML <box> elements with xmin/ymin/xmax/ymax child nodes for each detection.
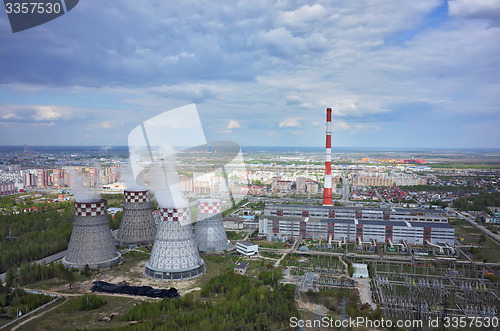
<box><xmin>0</xmin><ymin>0</ymin><xmax>499</xmax><ymax>148</ymax></box>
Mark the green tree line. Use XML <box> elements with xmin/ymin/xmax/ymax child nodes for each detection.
<box><xmin>0</xmin><ymin>286</ymin><xmax>52</xmax><ymax>319</ymax></box>
<box><xmin>0</xmin><ymin>209</ymin><xmax>73</xmax><ymax>273</ymax></box>
<box><xmin>5</xmin><ymin>261</ymin><xmax>80</xmax><ymax>288</ymax></box>
<box><xmin>453</xmin><ymin>192</ymin><xmax>500</xmax><ymax>212</ymax></box>
<box><xmin>398</xmin><ymin>185</ymin><xmax>483</xmax><ymax>193</ymax></box>
<box><xmin>63</xmin><ymin>294</ymin><xmax>107</xmax><ymax>312</ymax></box>
<box><xmin>121</xmin><ymin>270</ymin><xmax>298</xmax><ymax>330</ymax></box>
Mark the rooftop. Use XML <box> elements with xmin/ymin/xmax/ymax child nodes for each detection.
<box><xmin>266</xmin><ymin>204</ymin><xmax>446</xmax><ymax>215</ymax></box>
<box><xmin>235</xmin><ymin>261</ymin><xmax>249</xmax><ymax>269</ymax></box>
<box><xmin>237</xmin><ymin>241</ymin><xmax>257</xmax><ymax>247</ymax></box>
<box><xmin>352</xmin><ymin>263</ymin><xmax>369</xmax><ymax>278</ymax></box>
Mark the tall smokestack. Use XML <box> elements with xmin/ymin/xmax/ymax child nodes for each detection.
<box><xmin>323</xmin><ymin>108</ymin><xmax>333</xmax><ymax>206</ymax></box>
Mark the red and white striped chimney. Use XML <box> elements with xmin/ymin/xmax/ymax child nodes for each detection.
<box><xmin>323</xmin><ymin>108</ymin><xmax>333</xmax><ymax>206</ymax></box>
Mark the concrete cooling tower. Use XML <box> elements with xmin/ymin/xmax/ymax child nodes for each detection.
<box><xmin>116</xmin><ymin>189</ymin><xmax>156</xmax><ymax>246</ymax></box>
<box><xmin>63</xmin><ymin>199</ymin><xmax>122</xmax><ymax>270</ymax></box>
<box><xmin>194</xmin><ymin>199</ymin><xmax>229</xmax><ymax>252</ymax></box>
<box><xmin>144</xmin><ymin>207</ymin><xmax>205</xmax><ymax>281</ymax></box>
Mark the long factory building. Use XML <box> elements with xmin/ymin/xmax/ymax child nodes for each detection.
<box><xmin>260</xmin><ymin>204</ymin><xmax>453</xmax><ymax>246</ymax></box>
<box><xmin>259</xmin><ymin>216</ymin><xmax>455</xmax><ymax>246</ymax></box>
<box><xmin>264</xmin><ymin>204</ymin><xmax>449</xmax><ymax>223</ymax></box>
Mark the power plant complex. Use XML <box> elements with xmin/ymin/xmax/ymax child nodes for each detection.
<box><xmin>63</xmin><ymin>199</ymin><xmax>122</xmax><ymax>270</ymax></box>
<box><xmin>194</xmin><ymin>198</ymin><xmax>229</xmax><ymax>252</ymax></box>
<box><xmin>258</xmin><ymin>108</ymin><xmax>456</xmax><ymax>246</ymax></box>
<box><xmin>116</xmin><ymin>189</ymin><xmax>156</xmax><ymax>246</ymax></box>
<box><xmin>59</xmin><ymin>107</ymin><xmax>454</xmax><ymax>280</ymax></box>
<box><xmin>144</xmin><ymin>206</ymin><xmax>206</xmax><ymax>281</ymax></box>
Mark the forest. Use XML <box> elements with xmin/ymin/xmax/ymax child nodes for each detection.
<box><xmin>5</xmin><ymin>261</ymin><xmax>82</xmax><ymax>289</ymax></box>
<box><xmin>0</xmin><ymin>285</ymin><xmax>53</xmax><ymax>320</ymax></box>
<box><xmin>0</xmin><ymin>208</ymin><xmax>73</xmax><ymax>274</ymax></box>
<box><xmin>398</xmin><ymin>185</ymin><xmax>484</xmax><ymax>194</ymax></box>
<box><xmin>0</xmin><ymin>193</ymin><xmax>126</xmax><ymax>274</ymax></box>
<box><xmin>63</xmin><ymin>294</ymin><xmax>107</xmax><ymax>312</ymax></box>
<box><xmin>120</xmin><ymin>270</ymin><xmax>298</xmax><ymax>330</ymax></box>
<box><xmin>453</xmin><ymin>192</ymin><xmax>500</xmax><ymax>213</ymax></box>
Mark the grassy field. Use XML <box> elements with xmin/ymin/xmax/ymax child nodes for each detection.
<box><xmin>226</xmin><ymin>230</ymin><xmax>247</xmax><ymax>240</ymax></box>
<box><xmin>16</xmin><ymin>295</ymin><xmax>141</xmax><ymax>330</ymax></box>
<box><xmin>251</xmin><ymin>240</ymin><xmax>286</xmax><ymax>249</ymax></box>
<box><xmin>260</xmin><ymin>251</ymin><xmax>281</xmax><ymax>259</ymax></box>
<box><xmin>451</xmin><ymin>218</ymin><xmax>500</xmax><ymax>263</ymax></box>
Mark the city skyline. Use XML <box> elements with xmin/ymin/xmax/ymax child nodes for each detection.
<box><xmin>1</xmin><ymin>0</ymin><xmax>499</xmax><ymax>148</ymax></box>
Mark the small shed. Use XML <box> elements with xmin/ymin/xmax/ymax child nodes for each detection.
<box><xmin>234</xmin><ymin>261</ymin><xmax>249</xmax><ymax>275</ymax></box>
<box><xmin>352</xmin><ymin>263</ymin><xmax>369</xmax><ymax>278</ymax></box>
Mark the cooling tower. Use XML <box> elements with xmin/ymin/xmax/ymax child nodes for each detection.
<box><xmin>144</xmin><ymin>206</ymin><xmax>205</xmax><ymax>281</ymax></box>
<box><xmin>63</xmin><ymin>199</ymin><xmax>121</xmax><ymax>270</ymax></box>
<box><xmin>116</xmin><ymin>189</ymin><xmax>156</xmax><ymax>246</ymax></box>
<box><xmin>194</xmin><ymin>199</ymin><xmax>229</xmax><ymax>252</ymax></box>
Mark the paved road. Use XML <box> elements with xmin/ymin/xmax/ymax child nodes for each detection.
<box><xmin>374</xmin><ymin>188</ymin><xmax>386</xmax><ymax>204</ymax></box>
<box><xmin>357</xmin><ymin>278</ymin><xmax>377</xmax><ymax>310</ymax></box>
<box><xmin>0</xmin><ymin>289</ymin><xmax>62</xmax><ymax>330</ymax></box>
<box><xmin>0</xmin><ymin>250</ymin><xmax>67</xmax><ymax>283</ymax></box>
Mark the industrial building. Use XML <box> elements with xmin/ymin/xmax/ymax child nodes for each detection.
<box><xmin>236</xmin><ymin>241</ymin><xmax>259</xmax><ymax>256</ymax></box>
<box><xmin>63</xmin><ymin>199</ymin><xmax>122</xmax><ymax>270</ymax></box>
<box><xmin>144</xmin><ymin>206</ymin><xmax>205</xmax><ymax>281</ymax></box>
<box><xmin>264</xmin><ymin>204</ymin><xmax>449</xmax><ymax>223</ymax></box>
<box><xmin>194</xmin><ymin>199</ymin><xmax>229</xmax><ymax>252</ymax></box>
<box><xmin>259</xmin><ymin>216</ymin><xmax>455</xmax><ymax>246</ymax></box>
<box><xmin>258</xmin><ymin>107</ymin><xmax>454</xmax><ymax>247</ymax></box>
<box><xmin>116</xmin><ymin>189</ymin><xmax>156</xmax><ymax>246</ymax></box>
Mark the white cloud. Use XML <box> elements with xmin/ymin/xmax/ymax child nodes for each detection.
<box><xmin>34</xmin><ymin>107</ymin><xmax>64</xmax><ymax>121</ymax></box>
<box><xmin>255</xmin><ymin>28</ymin><xmax>307</xmax><ymax>57</ymax></box>
<box><xmin>279</xmin><ymin>118</ymin><xmax>301</xmax><ymax>128</ymax></box>
<box><xmin>100</xmin><ymin>121</ymin><xmax>114</xmax><ymax>129</ymax></box>
<box><xmin>1</xmin><ymin>112</ymin><xmax>19</xmax><ymax>120</ymax></box>
<box><xmin>334</xmin><ymin>121</ymin><xmax>380</xmax><ymax>133</ymax></box>
<box><xmin>336</xmin><ymin>121</ymin><xmax>351</xmax><ymax>131</ymax></box>
<box><xmin>448</xmin><ymin>0</ymin><xmax>500</xmax><ymax>21</ymax></box>
<box><xmin>278</xmin><ymin>4</ymin><xmax>327</xmax><ymax>27</ymax></box>
<box><xmin>160</xmin><ymin>52</ymin><xmax>195</xmax><ymax>64</ymax></box>
<box><xmin>227</xmin><ymin>120</ymin><xmax>240</xmax><ymax>129</ymax></box>
<box><xmin>0</xmin><ymin>0</ymin><xmax>498</xmax><ymax>147</ymax></box>
<box><xmin>36</xmin><ymin>122</ymin><xmax>55</xmax><ymax>127</ymax></box>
